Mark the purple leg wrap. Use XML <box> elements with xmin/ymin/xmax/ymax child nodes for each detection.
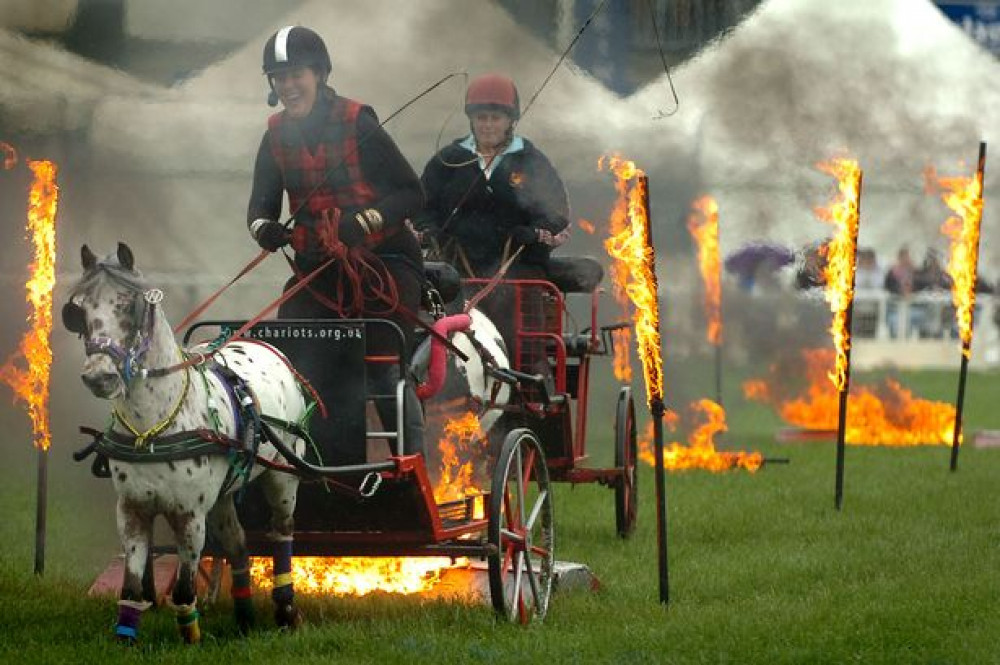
<box><xmin>115</xmin><ymin>603</ymin><xmax>142</xmax><ymax>641</ymax></box>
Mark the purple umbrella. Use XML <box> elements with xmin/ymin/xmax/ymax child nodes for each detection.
<box><xmin>724</xmin><ymin>243</ymin><xmax>795</xmax><ymax>278</ymax></box>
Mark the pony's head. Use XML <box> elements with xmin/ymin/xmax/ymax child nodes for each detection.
<box><xmin>62</xmin><ymin>243</ymin><xmax>163</xmax><ymax>399</ymax></box>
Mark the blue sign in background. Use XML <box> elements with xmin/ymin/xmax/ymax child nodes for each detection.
<box><xmin>935</xmin><ymin>1</ymin><xmax>1000</xmax><ymax>55</ymax></box>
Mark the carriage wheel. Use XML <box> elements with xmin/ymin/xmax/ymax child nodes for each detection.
<box><xmin>614</xmin><ymin>386</ymin><xmax>638</xmax><ymax>538</ymax></box>
<box><xmin>487</xmin><ymin>429</ymin><xmax>554</xmax><ymax>623</ymax></box>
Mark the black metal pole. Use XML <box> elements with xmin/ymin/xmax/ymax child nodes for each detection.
<box><xmin>950</xmin><ymin>140</ymin><xmax>987</xmax><ymax>471</ymax></box>
<box><xmin>834</xmin><ymin>170</ymin><xmax>863</xmax><ymax>512</ymax></box>
<box><xmin>833</xmin><ymin>333</ymin><xmax>852</xmax><ymax>511</ymax></box>
<box><xmin>950</xmin><ymin>350</ymin><xmax>970</xmax><ymax>471</ymax></box>
<box><xmin>651</xmin><ymin>399</ymin><xmax>669</xmax><ymax>604</ymax></box>
<box><xmin>639</xmin><ymin>174</ymin><xmax>669</xmax><ymax>604</ymax></box>
<box><xmin>35</xmin><ymin>446</ymin><xmax>48</xmax><ymax>575</ymax></box>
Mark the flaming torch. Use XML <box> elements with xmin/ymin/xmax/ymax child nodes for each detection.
<box><xmin>932</xmin><ymin>142</ymin><xmax>987</xmax><ymax>471</ymax></box>
<box><xmin>601</xmin><ymin>156</ymin><xmax>669</xmax><ymax>603</ymax></box>
<box><xmin>687</xmin><ymin>195</ymin><xmax>723</xmax><ymax>404</ymax></box>
<box><xmin>814</xmin><ymin>158</ymin><xmax>863</xmax><ymax>510</ymax></box>
<box><xmin>0</xmin><ymin>154</ymin><xmax>59</xmax><ymax>573</ymax></box>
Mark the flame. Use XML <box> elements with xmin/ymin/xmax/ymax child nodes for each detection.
<box><xmin>247</xmin><ymin>412</ymin><xmax>489</xmax><ymax>596</ymax></box>
<box><xmin>815</xmin><ymin>158</ymin><xmax>862</xmax><ymax>392</ymax></box>
<box><xmin>578</xmin><ymin>219</ymin><xmax>596</xmax><ymax>235</ymax></box>
<box><xmin>249</xmin><ymin>556</ymin><xmax>459</xmax><ymax>596</ymax></box>
<box><xmin>687</xmin><ymin>195</ymin><xmax>722</xmax><ymax>345</ymax></box>
<box><xmin>639</xmin><ymin>400</ymin><xmax>763</xmax><ymax>472</ymax></box>
<box><xmin>432</xmin><ymin>411</ymin><xmax>487</xmax><ymax>504</ymax></box>
<box><xmin>1</xmin><ymin>142</ymin><xmax>16</xmax><ymax>170</ymax></box>
<box><xmin>927</xmin><ymin>163</ymin><xmax>983</xmax><ymax>356</ymax></box>
<box><xmin>744</xmin><ymin>348</ymin><xmax>956</xmax><ymax>445</ymax></box>
<box><xmin>0</xmin><ymin>158</ymin><xmax>58</xmax><ymax>451</ymax></box>
<box><xmin>600</xmin><ymin>155</ymin><xmax>663</xmax><ymax>404</ymax></box>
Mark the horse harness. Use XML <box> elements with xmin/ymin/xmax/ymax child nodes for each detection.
<box><xmin>74</xmin><ymin>361</ymin><xmax>297</xmax><ymax>497</ymax></box>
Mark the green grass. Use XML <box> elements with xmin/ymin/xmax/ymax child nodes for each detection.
<box><xmin>2</xmin><ymin>369</ymin><xmax>1000</xmax><ymax>664</ymax></box>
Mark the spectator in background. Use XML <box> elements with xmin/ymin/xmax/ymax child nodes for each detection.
<box><xmin>854</xmin><ymin>247</ymin><xmax>883</xmax><ymax>291</ymax></box>
<box><xmin>913</xmin><ymin>248</ymin><xmax>952</xmax><ymax>292</ymax></box>
<box><xmin>884</xmin><ymin>246</ymin><xmax>922</xmax><ymax>337</ymax></box>
<box><xmin>884</xmin><ymin>246</ymin><xmax>915</xmax><ymax>296</ymax></box>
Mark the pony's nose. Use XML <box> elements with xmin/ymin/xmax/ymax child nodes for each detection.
<box><xmin>82</xmin><ymin>371</ymin><xmax>121</xmax><ymax>399</ymax></box>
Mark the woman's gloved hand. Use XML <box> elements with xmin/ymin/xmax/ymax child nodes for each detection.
<box><xmin>509</xmin><ymin>225</ymin><xmax>539</xmax><ymax>246</ymax></box>
<box><xmin>252</xmin><ymin>220</ymin><xmax>291</xmax><ymax>252</ymax></box>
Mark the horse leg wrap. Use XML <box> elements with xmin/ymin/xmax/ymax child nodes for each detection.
<box><xmin>230</xmin><ymin>568</ymin><xmax>255</xmax><ymax>633</ymax></box>
<box><xmin>271</xmin><ymin>540</ymin><xmax>294</xmax><ymax>606</ymax></box>
<box><xmin>173</xmin><ymin>601</ymin><xmax>201</xmax><ymax>644</ymax></box>
<box><xmin>115</xmin><ymin>599</ymin><xmax>151</xmax><ymax>643</ymax></box>
<box><xmin>270</xmin><ymin>540</ymin><xmax>300</xmax><ymax>628</ymax></box>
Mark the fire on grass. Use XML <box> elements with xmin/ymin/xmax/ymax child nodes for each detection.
<box><xmin>0</xmin><ymin>152</ymin><xmax>58</xmax><ymax>452</ymax></box>
<box><xmin>638</xmin><ymin>401</ymin><xmax>763</xmax><ymax>472</ymax></box>
<box><xmin>250</xmin><ymin>411</ymin><xmax>487</xmax><ymax>596</ymax></box>
<box><xmin>743</xmin><ymin>348</ymin><xmax>956</xmax><ymax>445</ymax></box>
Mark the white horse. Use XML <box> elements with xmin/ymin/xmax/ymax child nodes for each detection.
<box><xmin>63</xmin><ymin>243</ymin><xmax>308</xmax><ymax>643</ymax></box>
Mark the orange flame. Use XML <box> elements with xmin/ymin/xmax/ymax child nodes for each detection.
<box><xmin>639</xmin><ymin>400</ymin><xmax>763</xmax><ymax>472</ymax></box>
<box><xmin>600</xmin><ymin>155</ymin><xmax>663</xmax><ymax>404</ymax></box>
<box><xmin>0</xmin><ymin>158</ymin><xmax>58</xmax><ymax>451</ymax></box>
<box><xmin>744</xmin><ymin>348</ymin><xmax>956</xmax><ymax>445</ymax></box>
<box><xmin>815</xmin><ymin>158</ymin><xmax>862</xmax><ymax>391</ymax></box>
<box><xmin>250</xmin><ymin>556</ymin><xmax>459</xmax><ymax>596</ymax></box>
<box><xmin>248</xmin><ymin>412</ymin><xmax>489</xmax><ymax>596</ymax></box>
<box><xmin>432</xmin><ymin>411</ymin><xmax>487</xmax><ymax>504</ymax></box>
<box><xmin>1</xmin><ymin>142</ymin><xmax>16</xmax><ymax>170</ymax></box>
<box><xmin>687</xmin><ymin>195</ymin><xmax>722</xmax><ymax>345</ymax></box>
<box><xmin>577</xmin><ymin>219</ymin><xmax>596</xmax><ymax>235</ymax></box>
<box><xmin>927</xmin><ymin>163</ymin><xmax>983</xmax><ymax>356</ymax></box>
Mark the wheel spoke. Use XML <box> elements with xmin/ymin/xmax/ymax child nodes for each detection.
<box><xmin>512</xmin><ymin>551</ymin><xmax>525</xmax><ymax>621</ymax></box>
<box><xmin>524</xmin><ymin>489</ymin><xmax>548</xmax><ymax>531</ymax></box>
<box><xmin>501</xmin><ymin>527</ymin><xmax>524</xmax><ymax>543</ymax></box>
<box><xmin>502</xmin><ymin>542</ymin><xmax>515</xmax><ymax>580</ymax></box>
<box><xmin>520</xmin><ymin>446</ymin><xmax>536</xmax><ymax>499</ymax></box>
<box><xmin>513</xmin><ymin>445</ymin><xmax>525</xmax><ymax>520</ymax></box>
<box><xmin>522</xmin><ymin>548</ymin><xmax>541</xmax><ymax>609</ymax></box>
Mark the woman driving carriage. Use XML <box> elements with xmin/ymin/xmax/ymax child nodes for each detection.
<box><xmin>246</xmin><ymin>25</ymin><xmax>426</xmax><ymax>466</ymax></box>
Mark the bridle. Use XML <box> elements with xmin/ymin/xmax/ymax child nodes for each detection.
<box><xmin>63</xmin><ymin>268</ymin><xmax>189</xmax><ymax>387</ymax></box>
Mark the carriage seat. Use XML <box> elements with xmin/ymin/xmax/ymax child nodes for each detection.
<box><xmin>423</xmin><ymin>261</ymin><xmax>461</xmax><ymax>304</ymax></box>
<box><xmin>545</xmin><ymin>256</ymin><xmax>604</xmax><ymax>293</ymax></box>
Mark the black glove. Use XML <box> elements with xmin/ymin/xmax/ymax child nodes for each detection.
<box><xmin>340</xmin><ymin>208</ymin><xmax>384</xmax><ymax>247</ymax></box>
<box><xmin>339</xmin><ymin>216</ymin><xmax>368</xmax><ymax>247</ymax></box>
<box><xmin>510</xmin><ymin>225</ymin><xmax>539</xmax><ymax>246</ymax></box>
<box><xmin>255</xmin><ymin>220</ymin><xmax>290</xmax><ymax>252</ymax></box>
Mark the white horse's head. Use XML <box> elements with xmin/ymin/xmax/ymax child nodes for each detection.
<box><xmin>62</xmin><ymin>243</ymin><xmax>161</xmax><ymax>399</ymax></box>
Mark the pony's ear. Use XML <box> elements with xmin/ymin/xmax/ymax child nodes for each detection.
<box><xmin>117</xmin><ymin>243</ymin><xmax>135</xmax><ymax>272</ymax></box>
<box><xmin>81</xmin><ymin>245</ymin><xmax>97</xmax><ymax>271</ymax></box>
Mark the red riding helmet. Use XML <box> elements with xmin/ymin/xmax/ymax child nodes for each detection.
<box><xmin>465</xmin><ymin>74</ymin><xmax>520</xmax><ymax>120</ymax></box>
<box><xmin>262</xmin><ymin>25</ymin><xmax>332</xmax><ymax>77</ymax></box>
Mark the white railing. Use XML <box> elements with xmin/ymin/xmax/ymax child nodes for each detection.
<box><xmin>849</xmin><ymin>289</ymin><xmax>1000</xmax><ymax>369</ymax></box>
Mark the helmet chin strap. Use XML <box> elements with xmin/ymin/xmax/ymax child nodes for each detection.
<box><xmin>268</xmin><ymin>89</ymin><xmax>279</xmax><ymax>107</ymax></box>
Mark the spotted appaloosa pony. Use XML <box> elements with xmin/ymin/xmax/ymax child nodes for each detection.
<box><xmin>63</xmin><ymin>243</ymin><xmax>307</xmax><ymax>643</ymax></box>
